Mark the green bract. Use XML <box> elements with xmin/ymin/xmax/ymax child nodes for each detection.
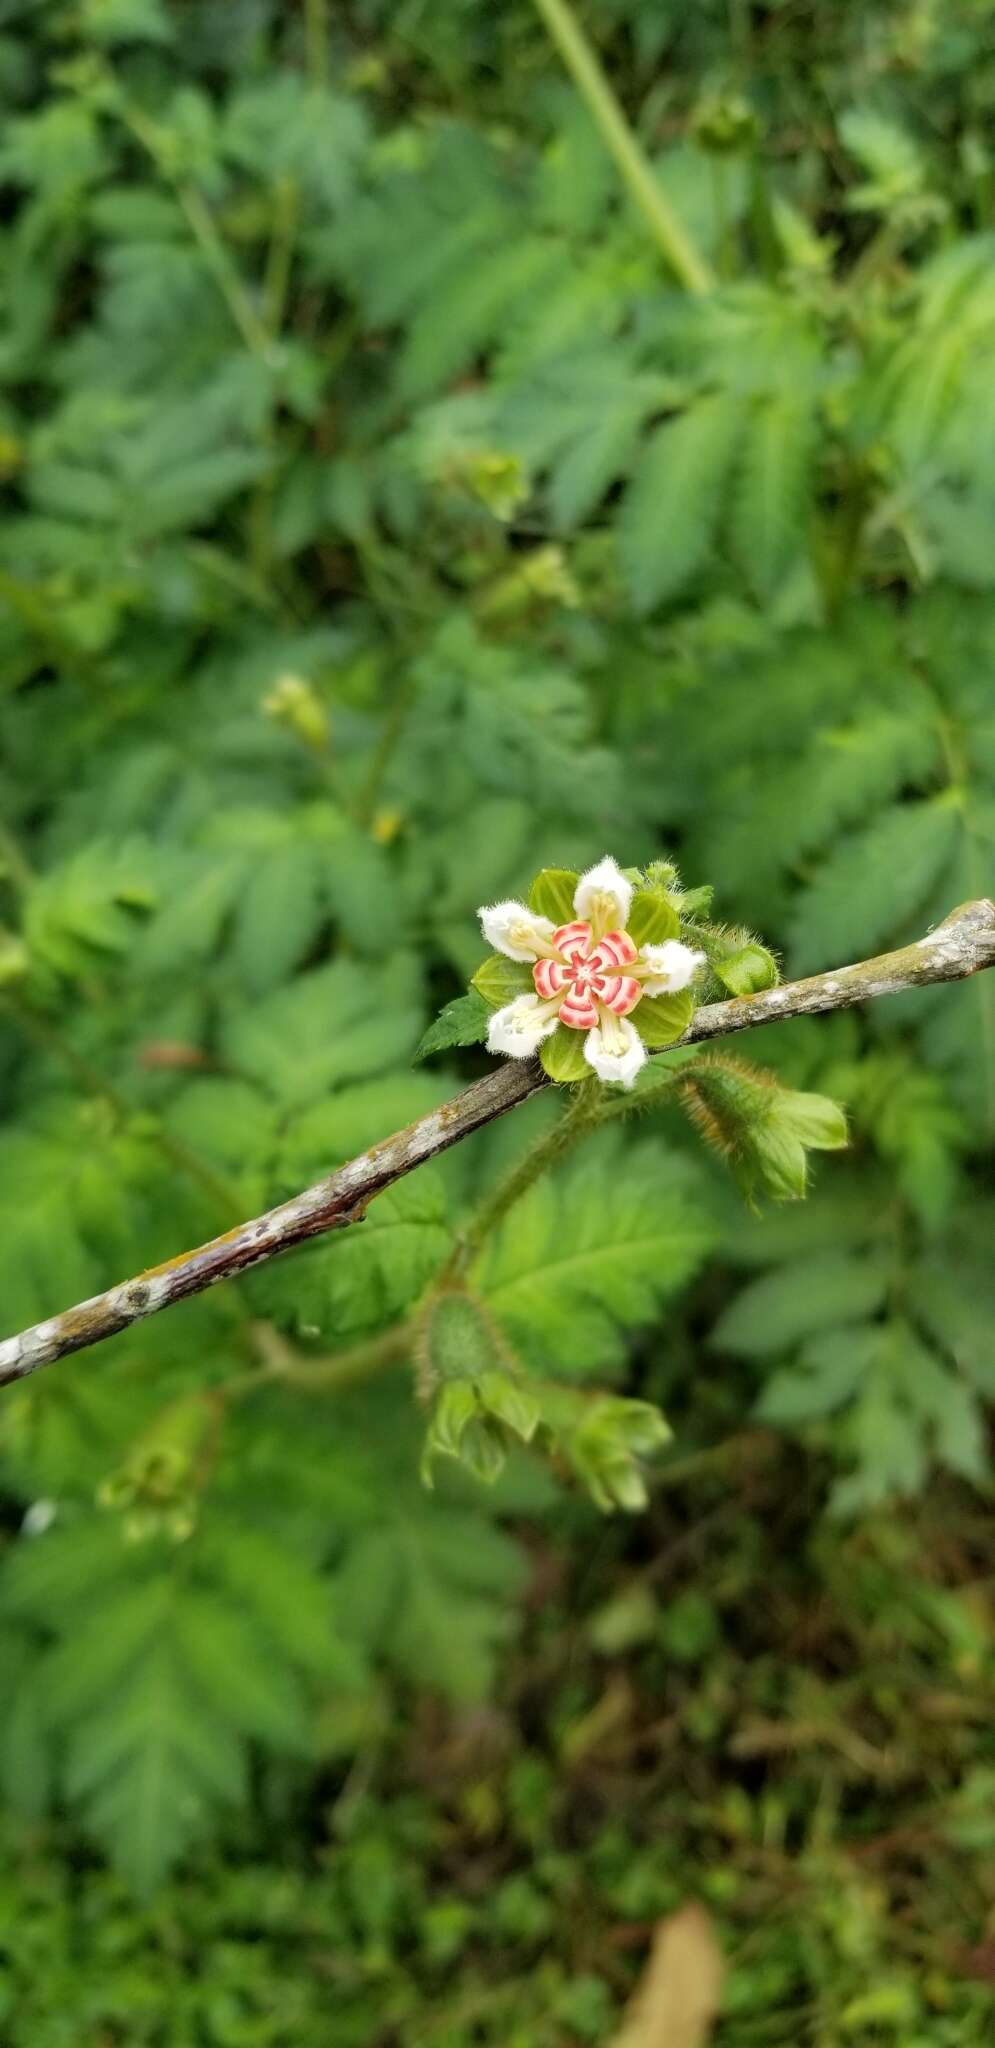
<box><xmin>471</xmin><ymin>955</ymin><xmax>534</xmax><ymax>1005</ymax></box>
<box><xmin>630</xmin><ymin>989</ymin><xmax>695</xmax><ymax>1048</ymax></box>
<box><xmin>528</xmin><ymin>867</ymin><xmax>578</xmax><ymax>923</ymax></box>
<box><xmin>628</xmin><ymin>888</ymin><xmax>680</xmax><ymax>946</ymax></box>
<box><xmin>540</xmin><ymin>1027</ymin><xmax>590</xmax><ymax>1082</ymax></box>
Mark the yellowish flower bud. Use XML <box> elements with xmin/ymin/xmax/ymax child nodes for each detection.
<box><xmin>261</xmin><ymin>673</ymin><xmax>330</xmax><ymax>753</ymax></box>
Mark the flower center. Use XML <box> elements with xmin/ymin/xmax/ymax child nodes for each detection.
<box><xmin>532</xmin><ymin>922</ymin><xmax>642</xmax><ymax>1029</ymax></box>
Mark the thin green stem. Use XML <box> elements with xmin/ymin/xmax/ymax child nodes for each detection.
<box><xmin>529</xmin><ymin>0</ymin><xmax>713</xmax><ymax>293</ymax></box>
<box><xmin>847</xmin><ymin>214</ymin><xmax>906</xmax><ymax>292</ymax></box>
<box><xmin>0</xmin><ymin>822</ymin><xmax>33</xmax><ymax>894</ymax></box>
<box><xmin>123</xmin><ymin>108</ymin><xmax>271</xmax><ymax>360</ymax></box>
<box><xmin>448</xmin><ymin>1065</ymin><xmax>685</xmax><ymax>1277</ymax></box>
<box><xmin>262</xmin><ymin>176</ymin><xmax>300</xmax><ymax>341</ymax></box>
<box><xmin>455</xmin><ymin>1086</ymin><xmax>597</xmax><ymax>1267</ymax></box>
<box><xmin>174</xmin><ymin>178</ymin><xmax>272</xmax><ymax>359</ymax></box>
<box><xmin>353</xmin><ymin>671</ymin><xmax>416</xmax><ymax>828</ymax></box>
<box><xmin>224</xmin><ymin>1319</ymin><xmax>410</xmax><ymax>1399</ymax></box>
<box><xmin>304</xmin><ymin>0</ymin><xmax>329</xmax><ymax>89</ymax></box>
<box><xmin>710</xmin><ymin>157</ymin><xmax>733</xmax><ymax>277</ymax></box>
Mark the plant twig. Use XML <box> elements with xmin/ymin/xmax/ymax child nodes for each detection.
<box><xmin>530</xmin><ymin>0</ymin><xmax>714</xmax><ymax>294</ymax></box>
<box><xmin>1</xmin><ymin>900</ymin><xmax>992</xmax><ymax>1390</ymax></box>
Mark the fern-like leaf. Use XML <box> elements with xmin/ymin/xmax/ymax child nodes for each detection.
<box><xmin>618</xmin><ymin>392</ymin><xmax>744</xmax><ymax>613</ymax></box>
<box><xmin>472</xmin><ymin>1135</ymin><xmax>712</xmax><ymax>1376</ymax></box>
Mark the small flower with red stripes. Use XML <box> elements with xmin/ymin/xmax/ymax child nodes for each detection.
<box><xmin>478</xmin><ymin>857</ymin><xmax>705</xmax><ymax>1088</ymax></box>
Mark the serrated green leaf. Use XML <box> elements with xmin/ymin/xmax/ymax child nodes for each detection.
<box><xmin>261</xmin><ymin>1172</ymin><xmax>452</xmax><ymax>1337</ymax></box>
<box><xmin>68</xmin><ymin>1637</ymin><xmax>247</xmax><ymax>1894</ymax></box>
<box><xmin>333</xmin><ymin>1506</ymin><xmax>526</xmax><ymax>1703</ymax></box>
<box><xmin>754</xmin><ymin>1327</ymin><xmax>874</xmax><ymax>1425</ymax></box>
<box><xmin>175</xmin><ymin>1589</ymin><xmax>310</xmax><ymax>1749</ymax></box>
<box><xmin>730</xmin><ymin>389</ymin><xmax>816</xmax><ymax>599</ymax></box>
<box><xmin>713</xmin><ymin>1252</ymin><xmax>889</xmax><ymax>1357</ymax></box>
<box><xmin>619</xmin><ymin>392</ymin><xmax>744</xmax><ymax>612</ymax></box>
<box><xmin>473</xmin><ymin>1135</ymin><xmax>711</xmax><ymax>1376</ymax></box>
<box><xmin>787</xmin><ymin>800</ymin><xmax>960</xmax><ymax>972</ymax></box>
<box><xmin>415</xmin><ymin>989</ymin><xmax>489</xmax><ymax>1060</ymax></box>
<box><xmin>198</xmin><ymin>1521</ymin><xmax>362</xmax><ymax>1684</ymax></box>
<box><xmin>219</xmin><ymin>956</ymin><xmax>422</xmax><ymax>1108</ymax></box>
<box><xmin>230</xmin><ymin>839</ymin><xmax>325</xmax><ymax>994</ymax></box>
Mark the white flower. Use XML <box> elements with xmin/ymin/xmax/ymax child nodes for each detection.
<box><xmin>584</xmin><ymin>1012</ymin><xmax>647</xmax><ymax>1088</ymax></box>
<box><xmin>477</xmin><ymin>858</ymin><xmax>701</xmax><ymax>1086</ymax></box>
<box><xmin>573</xmin><ymin>855</ymin><xmax>634</xmax><ymax>936</ymax></box>
<box><xmin>487</xmin><ymin>992</ymin><xmax>562</xmax><ymax>1058</ymax></box>
<box><xmin>22</xmin><ymin>1498</ymin><xmax>57</xmax><ymax>1537</ymax></box>
<box><xmin>640</xmin><ymin>939</ymin><xmax>706</xmax><ymax>996</ymax></box>
<box><xmin>478</xmin><ymin>900</ymin><xmax>558</xmax><ymax>962</ymax></box>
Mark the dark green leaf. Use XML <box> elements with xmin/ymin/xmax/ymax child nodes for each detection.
<box><xmin>415</xmin><ymin>989</ymin><xmax>490</xmax><ymax>1060</ymax></box>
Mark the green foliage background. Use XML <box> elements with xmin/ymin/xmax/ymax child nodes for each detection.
<box><xmin>1</xmin><ymin>0</ymin><xmax>994</xmax><ymax>2038</ymax></box>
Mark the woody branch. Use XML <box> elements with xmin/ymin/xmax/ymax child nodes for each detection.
<box><xmin>1</xmin><ymin>899</ymin><xmax>993</xmax><ymax>1391</ymax></box>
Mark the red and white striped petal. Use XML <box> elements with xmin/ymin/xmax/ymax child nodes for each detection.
<box><xmin>588</xmin><ymin>929</ymin><xmax>638</xmax><ymax>972</ymax></box>
<box><xmin>551</xmin><ymin>919</ymin><xmax>593</xmax><ymax>963</ymax></box>
<box><xmin>597</xmin><ymin>973</ymin><xmax>641</xmax><ymax>1017</ymax></box>
<box><xmin>533</xmin><ymin>958</ymin><xmax>572</xmax><ymax>999</ymax></box>
<box><xmin>558</xmin><ymin>987</ymin><xmax>600</xmax><ymax>1029</ymax></box>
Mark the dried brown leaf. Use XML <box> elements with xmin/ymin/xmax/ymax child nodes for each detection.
<box><xmin>608</xmin><ymin>1904</ymin><xmax>724</xmax><ymax>2048</ymax></box>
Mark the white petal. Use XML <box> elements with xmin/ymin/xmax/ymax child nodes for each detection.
<box><xmin>572</xmin><ymin>856</ymin><xmax>633</xmax><ymax>934</ymax></box>
<box><xmin>22</xmin><ymin>1497</ymin><xmax>57</xmax><ymax>1537</ymax></box>
<box><xmin>478</xmin><ymin>899</ymin><xmax>557</xmax><ymax>961</ymax></box>
<box><xmin>487</xmin><ymin>993</ymin><xmax>561</xmax><ymax>1058</ymax></box>
<box><xmin>583</xmin><ymin>1013</ymin><xmax>647</xmax><ymax>1089</ymax></box>
<box><xmin>640</xmin><ymin>940</ymin><xmax>706</xmax><ymax>996</ymax></box>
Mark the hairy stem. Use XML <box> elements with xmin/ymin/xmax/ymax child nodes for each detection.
<box><xmin>1</xmin><ymin>899</ymin><xmax>993</xmax><ymax>1390</ymax></box>
<box><xmin>455</xmin><ymin>1081</ymin><xmax>600</xmax><ymax>1266</ymax></box>
<box><xmin>530</xmin><ymin>0</ymin><xmax>714</xmax><ymax>293</ymax></box>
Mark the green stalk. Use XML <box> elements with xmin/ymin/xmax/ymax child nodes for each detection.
<box><xmin>124</xmin><ymin>108</ymin><xmax>271</xmax><ymax>360</ymax></box>
<box><xmin>229</xmin><ymin>1319</ymin><xmax>410</xmax><ymax>1398</ymax></box>
<box><xmin>529</xmin><ymin>0</ymin><xmax>713</xmax><ymax>294</ymax></box>
<box><xmin>0</xmin><ymin>822</ymin><xmax>33</xmax><ymax>894</ymax></box>
<box><xmin>304</xmin><ymin>0</ymin><xmax>329</xmax><ymax>89</ymax></box>
<box><xmin>262</xmin><ymin>176</ymin><xmax>300</xmax><ymax>340</ymax></box>
<box><xmin>456</xmin><ymin>1086</ymin><xmax>597</xmax><ymax>1265</ymax></box>
<box><xmin>173</xmin><ymin>179</ymin><xmax>272</xmax><ymax>360</ymax></box>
